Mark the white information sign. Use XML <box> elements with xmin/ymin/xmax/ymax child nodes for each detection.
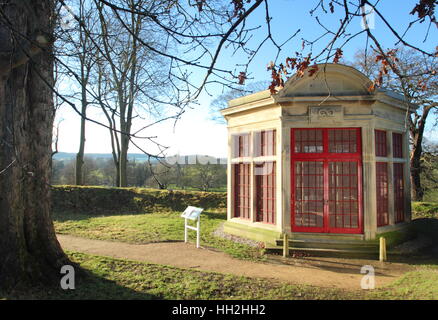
<box><xmin>181</xmin><ymin>206</ymin><xmax>203</xmax><ymax>220</ymax></box>
<box><xmin>181</xmin><ymin>206</ymin><xmax>204</xmax><ymax>248</ymax></box>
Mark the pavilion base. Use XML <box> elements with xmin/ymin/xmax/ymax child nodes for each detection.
<box><xmin>224</xmin><ymin>219</ymin><xmax>414</xmax><ymax>258</ymax></box>
<box><xmin>223</xmin><ymin>221</ymin><xmax>282</xmax><ymax>246</ymax></box>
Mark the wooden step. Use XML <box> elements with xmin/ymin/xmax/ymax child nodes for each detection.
<box><xmin>265</xmin><ymin>246</ymin><xmax>379</xmax><ymax>258</ymax></box>
<box><xmin>289</xmin><ymin>232</ymin><xmax>366</xmax><ymax>241</ymax></box>
<box><xmin>276</xmin><ymin>239</ymin><xmax>378</xmax><ymax>251</ymax></box>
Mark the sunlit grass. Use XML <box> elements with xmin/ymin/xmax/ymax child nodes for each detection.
<box><xmin>367</xmin><ymin>266</ymin><xmax>438</xmax><ymax>300</ymax></box>
<box><xmin>54</xmin><ymin>209</ymin><xmax>262</xmax><ymax>260</ymax></box>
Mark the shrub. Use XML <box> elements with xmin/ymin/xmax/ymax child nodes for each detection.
<box><xmin>412</xmin><ymin>202</ymin><xmax>438</xmax><ymax>219</ymax></box>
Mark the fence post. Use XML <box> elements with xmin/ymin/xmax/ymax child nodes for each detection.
<box><xmin>184</xmin><ymin>218</ymin><xmax>188</xmax><ymax>243</ymax></box>
<box><xmin>379</xmin><ymin>237</ymin><xmax>387</xmax><ymax>262</ymax></box>
<box><xmin>283</xmin><ymin>233</ymin><xmax>289</xmax><ymax>258</ymax></box>
<box><xmin>196</xmin><ymin>216</ymin><xmax>200</xmax><ymax>248</ymax></box>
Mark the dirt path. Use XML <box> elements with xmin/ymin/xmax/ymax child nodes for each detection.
<box><xmin>58</xmin><ymin>234</ymin><xmax>409</xmax><ymax>291</ymax></box>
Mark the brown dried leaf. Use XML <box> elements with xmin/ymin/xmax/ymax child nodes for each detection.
<box><xmin>238</xmin><ymin>71</ymin><xmax>247</xmax><ymax>85</ymax></box>
<box><xmin>333</xmin><ymin>48</ymin><xmax>343</xmax><ymax>64</ymax></box>
<box><xmin>308</xmin><ymin>64</ymin><xmax>319</xmax><ymax>76</ymax></box>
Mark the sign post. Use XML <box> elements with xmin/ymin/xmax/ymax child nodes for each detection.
<box><xmin>181</xmin><ymin>206</ymin><xmax>204</xmax><ymax>248</ymax></box>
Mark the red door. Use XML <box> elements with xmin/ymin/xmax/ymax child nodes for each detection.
<box><xmin>291</xmin><ymin>128</ymin><xmax>363</xmax><ymax>234</ymax></box>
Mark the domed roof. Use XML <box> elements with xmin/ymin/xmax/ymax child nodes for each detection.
<box><xmin>223</xmin><ymin>63</ymin><xmax>416</xmax><ymax>115</ymax></box>
<box><xmin>276</xmin><ymin>63</ymin><xmax>373</xmax><ymax>99</ymax></box>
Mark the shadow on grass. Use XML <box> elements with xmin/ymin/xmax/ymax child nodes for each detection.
<box><xmin>387</xmin><ymin>218</ymin><xmax>438</xmax><ymax>266</ymax></box>
<box><xmin>1</xmin><ymin>269</ymin><xmax>160</xmax><ymax>300</ymax></box>
<box><xmin>268</xmin><ymin>254</ymin><xmax>401</xmax><ymax>278</ymax></box>
<box><xmin>52</xmin><ymin>209</ymin><xmax>226</xmax><ymax>223</ymax></box>
<box><xmin>52</xmin><ymin>210</ymin><xmax>153</xmax><ymax>222</ymax></box>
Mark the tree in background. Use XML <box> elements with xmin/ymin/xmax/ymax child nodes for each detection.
<box><xmin>351</xmin><ymin>47</ymin><xmax>437</xmax><ymax>201</ymax></box>
<box><xmin>209</xmin><ymin>81</ymin><xmax>270</xmax><ymax>124</ymax></box>
<box><xmin>95</xmin><ymin>0</ymin><xmax>172</xmax><ymax>187</ymax></box>
<box><xmin>190</xmin><ymin>163</ymin><xmax>227</xmax><ymax>192</ymax></box>
<box><xmin>145</xmin><ymin>162</ymin><xmax>176</xmax><ymax>189</ymax></box>
<box><xmin>55</xmin><ymin>0</ymin><xmax>100</xmax><ymax>185</ymax></box>
<box><xmin>421</xmin><ymin>139</ymin><xmax>438</xmax><ymax>200</ymax></box>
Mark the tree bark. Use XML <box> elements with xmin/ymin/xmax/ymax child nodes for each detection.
<box><xmin>0</xmin><ymin>0</ymin><xmax>69</xmax><ymax>290</ymax></box>
<box><xmin>75</xmin><ymin>94</ymin><xmax>87</xmax><ymax>185</ymax></box>
<box><xmin>409</xmin><ymin>105</ymin><xmax>433</xmax><ymax>201</ymax></box>
<box><xmin>119</xmin><ymin>136</ymin><xmax>129</xmax><ymax>187</ymax></box>
<box><xmin>74</xmin><ymin>0</ymin><xmax>91</xmax><ymax>186</ymax></box>
<box><xmin>96</xmin><ymin>0</ymin><xmax>141</xmax><ymax>188</ymax></box>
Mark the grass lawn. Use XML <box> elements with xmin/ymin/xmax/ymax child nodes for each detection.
<box><xmin>48</xmin><ymin>195</ymin><xmax>438</xmax><ymax>300</ymax></box>
<box><xmin>3</xmin><ymin>251</ymin><xmax>437</xmax><ymax>300</ymax></box>
<box><xmin>368</xmin><ymin>266</ymin><xmax>438</xmax><ymax>300</ymax></box>
<box><xmin>1</xmin><ymin>251</ymin><xmax>358</xmax><ymax>300</ymax></box>
<box><xmin>53</xmin><ymin>210</ymin><xmax>262</xmax><ymax>260</ymax></box>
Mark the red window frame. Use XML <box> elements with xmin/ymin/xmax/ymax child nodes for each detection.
<box><xmin>328</xmin><ymin>128</ymin><xmax>359</xmax><ymax>153</ymax></box>
<box><xmin>255</xmin><ymin>162</ymin><xmax>276</xmax><ymax>224</ymax></box>
<box><xmin>293</xmin><ymin>160</ymin><xmax>325</xmax><ymax>231</ymax></box>
<box><xmin>255</xmin><ymin>130</ymin><xmax>276</xmax><ymax>156</ymax></box>
<box><xmin>327</xmin><ymin>161</ymin><xmax>361</xmax><ymax>232</ymax></box>
<box><xmin>234</xmin><ymin>163</ymin><xmax>251</xmax><ymax>219</ymax></box>
<box><xmin>392</xmin><ymin>133</ymin><xmax>403</xmax><ymax>158</ymax></box>
<box><xmin>293</xmin><ymin>128</ymin><xmax>324</xmax><ymax>153</ymax></box>
<box><xmin>393</xmin><ymin>163</ymin><xmax>405</xmax><ymax>223</ymax></box>
<box><xmin>291</xmin><ymin>128</ymin><xmax>363</xmax><ymax>234</ymax></box>
<box><xmin>292</xmin><ymin>128</ymin><xmax>361</xmax><ymax>157</ymax></box>
<box><xmin>375</xmin><ymin>130</ymin><xmax>387</xmax><ymax>157</ymax></box>
<box><xmin>376</xmin><ymin>162</ymin><xmax>389</xmax><ymax>227</ymax></box>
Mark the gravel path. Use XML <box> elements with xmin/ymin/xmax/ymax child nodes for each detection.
<box><xmin>57</xmin><ymin>234</ymin><xmax>409</xmax><ymax>291</ymax></box>
<box><xmin>212</xmin><ymin>222</ymin><xmax>263</xmax><ymax>248</ymax></box>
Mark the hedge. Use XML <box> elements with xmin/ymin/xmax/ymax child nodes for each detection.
<box><xmin>52</xmin><ymin>185</ymin><xmax>227</xmax><ymax>214</ymax></box>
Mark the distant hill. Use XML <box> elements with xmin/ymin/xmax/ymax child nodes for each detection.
<box><xmin>53</xmin><ymin>152</ymin><xmax>154</xmax><ymax>162</ymax></box>
<box><xmin>53</xmin><ymin>152</ymin><xmax>227</xmax><ymax>164</ymax></box>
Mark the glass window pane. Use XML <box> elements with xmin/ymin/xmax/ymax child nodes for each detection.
<box><xmin>375</xmin><ymin>130</ymin><xmax>387</xmax><ymax>157</ymax></box>
<box><xmin>328</xmin><ymin>161</ymin><xmax>359</xmax><ymax>229</ymax></box>
<box><xmin>393</xmin><ymin>133</ymin><xmax>403</xmax><ymax>158</ymax></box>
<box><xmin>256</xmin><ymin>162</ymin><xmax>276</xmax><ymax>224</ymax></box>
<box><xmin>294</xmin><ymin>129</ymin><xmax>323</xmax><ymax>153</ymax></box>
<box><xmin>328</xmin><ymin>129</ymin><xmax>358</xmax><ymax>153</ymax></box>
<box><xmin>294</xmin><ymin>161</ymin><xmax>324</xmax><ymax>228</ymax></box>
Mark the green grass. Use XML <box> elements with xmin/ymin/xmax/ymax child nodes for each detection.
<box><xmin>368</xmin><ymin>266</ymin><xmax>438</xmax><ymax>300</ymax></box>
<box><xmin>367</xmin><ymin>208</ymin><xmax>438</xmax><ymax>300</ymax></box>
<box><xmin>48</xmin><ymin>195</ymin><xmax>438</xmax><ymax>300</ymax></box>
<box><xmin>424</xmin><ymin>189</ymin><xmax>438</xmax><ymax>203</ymax></box>
<box><xmin>412</xmin><ymin>202</ymin><xmax>438</xmax><ymax>219</ymax></box>
<box><xmin>166</xmin><ymin>184</ymin><xmax>227</xmax><ymax>193</ymax></box>
<box><xmin>54</xmin><ymin>210</ymin><xmax>262</xmax><ymax>260</ymax></box>
<box><xmin>3</xmin><ymin>251</ymin><xmax>438</xmax><ymax>300</ymax></box>
<box><xmin>1</xmin><ymin>251</ymin><xmax>356</xmax><ymax>300</ymax></box>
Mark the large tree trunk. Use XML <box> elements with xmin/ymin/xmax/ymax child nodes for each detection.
<box><xmin>0</xmin><ymin>0</ymin><xmax>69</xmax><ymax>290</ymax></box>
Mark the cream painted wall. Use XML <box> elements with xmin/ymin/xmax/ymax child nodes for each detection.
<box><xmin>221</xmin><ymin>64</ymin><xmax>414</xmax><ymax>241</ymax></box>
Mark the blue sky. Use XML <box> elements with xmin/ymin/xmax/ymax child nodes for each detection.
<box><xmin>55</xmin><ymin>0</ymin><xmax>437</xmax><ymax>158</ymax></box>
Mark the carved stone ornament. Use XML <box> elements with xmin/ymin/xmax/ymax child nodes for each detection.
<box><xmin>309</xmin><ymin>106</ymin><xmax>343</xmax><ymax>123</ymax></box>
